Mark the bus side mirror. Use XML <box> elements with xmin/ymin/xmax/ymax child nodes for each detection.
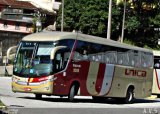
<box><xmin>50</xmin><ymin>46</ymin><xmax>67</xmax><ymax>60</ymax></box>
<box><xmin>7</xmin><ymin>46</ymin><xmax>17</xmax><ymax>60</ymax></box>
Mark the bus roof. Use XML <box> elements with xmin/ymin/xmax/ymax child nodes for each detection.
<box><xmin>22</xmin><ymin>31</ymin><xmax>152</xmax><ymax>53</ymax></box>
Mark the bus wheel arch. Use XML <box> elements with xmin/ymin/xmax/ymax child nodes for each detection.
<box><xmin>124</xmin><ymin>85</ymin><xmax>135</xmax><ymax>104</ymax></box>
<box><xmin>68</xmin><ymin>81</ymin><xmax>80</xmax><ymax>102</ymax></box>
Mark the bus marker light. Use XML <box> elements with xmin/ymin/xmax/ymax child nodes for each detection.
<box><xmin>63</xmin><ymin>72</ymin><xmax>66</xmax><ymax>76</ymax></box>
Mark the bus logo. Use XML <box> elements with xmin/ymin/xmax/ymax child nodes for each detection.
<box><xmin>125</xmin><ymin>69</ymin><xmax>146</xmax><ymax>77</ymax></box>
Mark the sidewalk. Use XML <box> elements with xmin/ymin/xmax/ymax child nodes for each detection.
<box><xmin>0</xmin><ymin>65</ymin><xmax>13</xmax><ymax>76</ymax></box>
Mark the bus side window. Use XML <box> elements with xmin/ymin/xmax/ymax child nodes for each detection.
<box><xmin>154</xmin><ymin>58</ymin><xmax>160</xmax><ymax>69</ymax></box>
<box><xmin>55</xmin><ymin>53</ymin><xmax>62</xmax><ymax>71</ymax></box>
<box><xmin>73</xmin><ymin>51</ymin><xmax>84</xmax><ymax>61</ymax></box>
<box><xmin>54</xmin><ymin>48</ymin><xmax>71</xmax><ymax>73</ymax></box>
<box><xmin>82</xmin><ymin>50</ymin><xmax>88</xmax><ymax>60</ymax></box>
<box><xmin>154</xmin><ymin>63</ymin><xmax>160</xmax><ymax>68</ymax></box>
<box><xmin>63</xmin><ymin>52</ymin><xmax>70</xmax><ymax>68</ymax></box>
<box><xmin>117</xmin><ymin>52</ymin><xmax>123</xmax><ymax>65</ymax></box>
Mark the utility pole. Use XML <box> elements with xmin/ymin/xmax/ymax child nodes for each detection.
<box><xmin>107</xmin><ymin>0</ymin><xmax>112</xmax><ymax>40</ymax></box>
<box><xmin>0</xmin><ymin>41</ymin><xmax>2</xmax><ymax>65</ymax></box>
<box><xmin>121</xmin><ymin>0</ymin><xmax>126</xmax><ymax>43</ymax></box>
<box><xmin>61</xmin><ymin>0</ymin><xmax>64</xmax><ymax>32</ymax></box>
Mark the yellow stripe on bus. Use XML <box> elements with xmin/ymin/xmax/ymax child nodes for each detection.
<box><xmin>29</xmin><ymin>78</ymin><xmax>34</xmax><ymax>82</ymax></box>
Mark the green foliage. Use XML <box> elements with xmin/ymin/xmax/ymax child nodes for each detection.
<box><xmin>126</xmin><ymin>16</ymin><xmax>140</xmax><ymax>33</ymax></box>
<box><xmin>123</xmin><ymin>38</ymin><xmax>135</xmax><ymax>46</ymax></box>
<box><xmin>149</xmin><ymin>13</ymin><xmax>160</xmax><ymax>26</ymax></box>
<box><xmin>124</xmin><ymin>0</ymin><xmax>160</xmax><ymax>48</ymax></box>
<box><xmin>56</xmin><ymin>0</ymin><xmax>110</xmax><ymax>37</ymax></box>
<box><xmin>79</xmin><ymin>0</ymin><xmax>108</xmax><ymax>37</ymax></box>
<box><xmin>56</xmin><ymin>0</ymin><xmax>160</xmax><ymax>49</ymax></box>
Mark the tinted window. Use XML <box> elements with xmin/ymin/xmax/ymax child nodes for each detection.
<box><xmin>73</xmin><ymin>40</ymin><xmax>153</xmax><ymax>68</ymax></box>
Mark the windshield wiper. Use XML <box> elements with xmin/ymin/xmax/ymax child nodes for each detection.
<box><xmin>29</xmin><ymin>43</ymin><xmax>38</xmax><ymax>67</ymax></box>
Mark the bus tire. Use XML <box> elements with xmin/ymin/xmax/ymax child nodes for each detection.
<box><xmin>35</xmin><ymin>94</ymin><xmax>42</xmax><ymax>99</ymax></box>
<box><xmin>68</xmin><ymin>85</ymin><xmax>76</xmax><ymax>102</ymax></box>
<box><xmin>124</xmin><ymin>88</ymin><xmax>134</xmax><ymax>104</ymax></box>
<box><xmin>157</xmin><ymin>94</ymin><xmax>160</xmax><ymax>98</ymax></box>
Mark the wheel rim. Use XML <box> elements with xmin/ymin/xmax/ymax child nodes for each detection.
<box><xmin>126</xmin><ymin>89</ymin><xmax>133</xmax><ymax>103</ymax></box>
<box><xmin>128</xmin><ymin>92</ymin><xmax>133</xmax><ymax>101</ymax></box>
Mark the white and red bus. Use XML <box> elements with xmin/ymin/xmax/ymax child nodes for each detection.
<box><xmin>152</xmin><ymin>50</ymin><xmax>160</xmax><ymax>97</ymax></box>
<box><xmin>11</xmin><ymin>31</ymin><xmax>153</xmax><ymax>103</ymax></box>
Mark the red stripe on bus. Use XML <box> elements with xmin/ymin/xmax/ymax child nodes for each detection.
<box><xmin>155</xmin><ymin>69</ymin><xmax>160</xmax><ymax>91</ymax></box>
<box><xmin>28</xmin><ymin>78</ymin><xmax>31</xmax><ymax>82</ymax></box>
<box><xmin>95</xmin><ymin>63</ymin><xmax>105</xmax><ymax>93</ymax></box>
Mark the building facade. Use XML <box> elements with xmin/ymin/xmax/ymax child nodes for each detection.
<box><xmin>0</xmin><ymin>0</ymin><xmax>60</xmax><ymax>64</ymax></box>
<box><xmin>0</xmin><ymin>0</ymin><xmax>36</xmax><ymax>64</ymax></box>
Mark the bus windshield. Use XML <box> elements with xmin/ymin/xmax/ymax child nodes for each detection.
<box><xmin>13</xmin><ymin>42</ymin><xmax>54</xmax><ymax>77</ymax></box>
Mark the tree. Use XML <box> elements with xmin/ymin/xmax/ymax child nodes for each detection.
<box><xmin>125</xmin><ymin>0</ymin><xmax>160</xmax><ymax>48</ymax></box>
<box><xmin>56</xmin><ymin>0</ymin><xmax>160</xmax><ymax>49</ymax></box>
<box><xmin>79</xmin><ymin>0</ymin><xmax>108</xmax><ymax>37</ymax></box>
<box><xmin>56</xmin><ymin>0</ymin><xmax>122</xmax><ymax>38</ymax></box>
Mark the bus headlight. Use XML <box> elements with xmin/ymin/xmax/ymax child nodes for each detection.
<box><xmin>48</xmin><ymin>75</ymin><xmax>54</xmax><ymax>81</ymax></box>
<box><xmin>12</xmin><ymin>76</ymin><xmax>20</xmax><ymax>83</ymax></box>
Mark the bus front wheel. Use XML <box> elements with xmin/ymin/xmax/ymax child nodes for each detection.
<box><xmin>68</xmin><ymin>85</ymin><xmax>76</xmax><ymax>102</ymax></box>
<box><xmin>157</xmin><ymin>94</ymin><xmax>160</xmax><ymax>98</ymax></box>
<box><xmin>35</xmin><ymin>94</ymin><xmax>42</xmax><ymax>99</ymax></box>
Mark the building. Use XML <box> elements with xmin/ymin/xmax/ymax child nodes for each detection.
<box><xmin>16</xmin><ymin>0</ymin><xmax>61</xmax><ymax>31</ymax></box>
<box><xmin>0</xmin><ymin>0</ymin><xmax>61</xmax><ymax>64</ymax></box>
<box><xmin>0</xmin><ymin>0</ymin><xmax>59</xmax><ymax>62</ymax></box>
<box><xmin>0</xmin><ymin>0</ymin><xmax>36</xmax><ymax>64</ymax></box>
<box><xmin>16</xmin><ymin>0</ymin><xmax>61</xmax><ymax>13</ymax></box>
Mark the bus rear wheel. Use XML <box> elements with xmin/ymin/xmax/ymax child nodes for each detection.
<box><xmin>35</xmin><ymin>94</ymin><xmax>42</xmax><ymax>99</ymax></box>
<box><xmin>157</xmin><ymin>94</ymin><xmax>160</xmax><ymax>98</ymax></box>
<box><xmin>124</xmin><ymin>88</ymin><xmax>134</xmax><ymax>104</ymax></box>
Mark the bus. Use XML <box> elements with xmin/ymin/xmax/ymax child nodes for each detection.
<box><xmin>152</xmin><ymin>50</ymin><xmax>160</xmax><ymax>97</ymax></box>
<box><xmin>11</xmin><ymin>31</ymin><xmax>154</xmax><ymax>103</ymax></box>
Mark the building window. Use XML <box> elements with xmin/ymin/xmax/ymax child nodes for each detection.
<box><xmin>15</xmin><ymin>22</ymin><xmax>20</xmax><ymax>30</ymax></box>
<box><xmin>26</xmin><ymin>24</ymin><xmax>29</xmax><ymax>31</ymax></box>
<box><xmin>26</xmin><ymin>23</ymin><xmax>32</xmax><ymax>31</ymax></box>
<box><xmin>3</xmin><ymin>22</ymin><xmax>8</xmax><ymax>29</ymax></box>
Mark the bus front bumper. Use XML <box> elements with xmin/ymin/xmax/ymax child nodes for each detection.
<box><xmin>12</xmin><ymin>76</ymin><xmax>54</xmax><ymax>94</ymax></box>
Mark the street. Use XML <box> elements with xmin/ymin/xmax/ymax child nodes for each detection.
<box><xmin>1</xmin><ymin>77</ymin><xmax>160</xmax><ymax>114</ymax></box>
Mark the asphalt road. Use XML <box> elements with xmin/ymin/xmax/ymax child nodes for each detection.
<box><xmin>1</xmin><ymin>77</ymin><xmax>160</xmax><ymax>114</ymax></box>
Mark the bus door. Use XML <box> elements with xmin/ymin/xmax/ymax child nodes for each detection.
<box><xmin>51</xmin><ymin>46</ymin><xmax>72</xmax><ymax>95</ymax></box>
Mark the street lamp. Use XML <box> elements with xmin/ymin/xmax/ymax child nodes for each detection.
<box><xmin>107</xmin><ymin>0</ymin><xmax>112</xmax><ymax>40</ymax></box>
<box><xmin>61</xmin><ymin>0</ymin><xmax>64</xmax><ymax>32</ymax></box>
<box><xmin>121</xmin><ymin>0</ymin><xmax>127</xmax><ymax>43</ymax></box>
